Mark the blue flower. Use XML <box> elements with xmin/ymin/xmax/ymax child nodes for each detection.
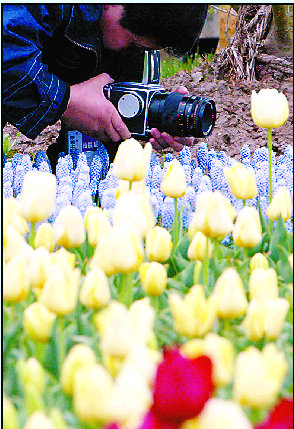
<box><xmin>151</xmin><ymin>165</ymin><xmax>163</xmax><ymax>190</ymax></box>
<box><xmin>240</xmin><ymin>144</ymin><xmax>251</xmax><ymax>162</ymax></box>
<box><xmin>56</xmin><ymin>158</ymin><xmax>70</xmax><ymax>182</ymax></box>
<box><xmin>186</xmin><ymin>186</ymin><xmax>196</xmax><ymax>211</ymax></box>
<box><xmin>101</xmin><ymin>188</ymin><xmax>117</xmax><ymax>211</ymax></box>
<box><xmin>3</xmin><ymin>163</ymin><xmax>14</xmax><ymax>184</ymax></box>
<box><xmin>207</xmin><ymin>148</ymin><xmax>217</xmax><ymax>172</ymax></box>
<box><xmin>13</xmin><ymin>164</ymin><xmax>25</xmax><ymax>196</ymax></box>
<box><xmin>192</xmin><ymin>167</ymin><xmax>203</xmax><ymax>192</ymax></box>
<box><xmin>3</xmin><ymin>152</ymin><xmax>7</xmax><ymax>168</ymax></box>
<box><xmin>197</xmin><ymin>142</ymin><xmax>208</xmax><ymax>172</ymax></box>
<box><xmin>11</xmin><ymin>153</ymin><xmax>22</xmax><ymax>174</ymax></box>
<box><xmin>38</xmin><ymin>160</ymin><xmax>51</xmax><ymax>173</ymax></box>
<box><xmin>161</xmin><ymin>197</ymin><xmax>174</xmax><ymax>228</ymax></box>
<box><xmin>164</xmin><ymin>152</ymin><xmax>174</xmax><ymax>163</ymax></box>
<box><xmin>21</xmin><ymin>154</ymin><xmax>33</xmax><ymax>174</ymax></box>
<box><xmin>178</xmin><ymin>146</ymin><xmax>191</xmax><ymax>166</ymax></box>
<box><xmin>73</xmin><ymin>190</ymin><xmax>94</xmax><ymax>217</ymax></box>
<box><xmin>3</xmin><ymin>182</ymin><xmax>13</xmax><ymax>199</ymax></box>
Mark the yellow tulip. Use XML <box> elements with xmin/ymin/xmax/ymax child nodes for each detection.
<box><xmin>233</xmin><ymin>206</ymin><xmax>262</xmax><ymax>248</ymax></box>
<box><xmin>112</xmin><ymin>191</ymin><xmax>155</xmax><ymax>238</ymax></box>
<box><xmin>3</xmin><ymin>254</ymin><xmax>30</xmax><ymax>303</ymax></box>
<box><xmin>51</xmin><ymin>247</ymin><xmax>76</xmax><ymax>269</ymax></box>
<box><xmin>3</xmin><ymin>225</ymin><xmax>32</xmax><ymax>263</ymax></box>
<box><xmin>248</xmin><ymin>267</ymin><xmax>278</xmax><ymax>301</ymax></box>
<box><xmin>139</xmin><ymin>262</ymin><xmax>167</xmax><ymax>296</ymax></box>
<box><xmin>28</xmin><ymin>247</ymin><xmax>52</xmax><ymax>292</ymax></box>
<box><xmin>18</xmin><ymin>171</ymin><xmax>57</xmax><ymax>223</ymax></box>
<box><xmin>18</xmin><ymin>357</ymin><xmax>45</xmax><ymax>395</ymax></box>
<box><xmin>79</xmin><ymin>267</ymin><xmax>110</xmax><ymax>309</ymax></box>
<box><xmin>249</xmin><ymin>252</ymin><xmax>269</xmax><ymax>272</ymax></box>
<box><xmin>169</xmin><ymin>285</ymin><xmax>216</xmax><ymax>337</ymax></box>
<box><xmin>3</xmin><ymin>196</ymin><xmax>28</xmax><ymax>235</ymax></box>
<box><xmin>161</xmin><ymin>159</ymin><xmax>187</xmax><ymax>198</ymax></box>
<box><xmin>251</xmin><ymin>88</ymin><xmax>289</xmax><ymax>128</ymax></box>
<box><xmin>23</xmin><ymin>302</ymin><xmax>56</xmax><ymax>343</ymax></box>
<box><xmin>73</xmin><ymin>363</ymin><xmax>114</xmax><ymax>423</ymax></box>
<box><xmin>23</xmin><ymin>411</ymin><xmax>56</xmax><ymax>429</ymax></box>
<box><xmin>233</xmin><ymin>344</ymin><xmax>287</xmax><ymax>408</ymax></box>
<box><xmin>196</xmin><ymin>398</ymin><xmax>253</xmax><ymax>429</ymax></box>
<box><xmin>188</xmin><ymin>231</ymin><xmax>212</xmax><ymax>261</ymax></box>
<box><xmin>212</xmin><ymin>268</ymin><xmax>248</xmax><ymax>319</ymax></box>
<box><xmin>266</xmin><ymin>186</ymin><xmax>292</xmax><ymax>221</ymax></box>
<box><xmin>122</xmin><ymin>345</ymin><xmax>162</xmax><ymax>387</ymax></box>
<box><xmin>242</xmin><ymin>300</ymin><xmax>266</xmax><ymax>342</ymax></box>
<box><xmin>53</xmin><ymin>205</ymin><xmax>86</xmax><ymax>249</ymax></box>
<box><xmin>34</xmin><ymin>223</ymin><xmax>55</xmax><ymax>251</ymax></box>
<box><xmin>145</xmin><ymin>226</ymin><xmax>173</xmax><ymax>262</ymax></box>
<box><xmin>224</xmin><ymin>162</ymin><xmax>258</xmax><ymax>200</ymax></box>
<box><xmin>113</xmin><ymin>138</ymin><xmax>152</xmax><ymax>182</ymax></box>
<box><xmin>191</xmin><ymin>191</ymin><xmax>235</xmax><ymax>239</ymax></box>
<box><xmin>3</xmin><ymin>394</ymin><xmax>19</xmax><ymax>429</ymax></box>
<box><xmin>61</xmin><ymin>344</ymin><xmax>97</xmax><ymax>396</ymax></box>
<box><xmin>84</xmin><ymin>206</ymin><xmax>112</xmax><ymax>247</ymax></box>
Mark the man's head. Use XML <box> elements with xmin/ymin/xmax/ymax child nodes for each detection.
<box><xmin>100</xmin><ymin>4</ymin><xmax>208</xmax><ymax>55</ymax></box>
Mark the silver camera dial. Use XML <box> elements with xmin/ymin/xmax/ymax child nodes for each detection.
<box><xmin>117</xmin><ymin>92</ymin><xmax>144</xmax><ymax>118</ymax></box>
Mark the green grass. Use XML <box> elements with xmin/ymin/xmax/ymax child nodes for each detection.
<box><xmin>160</xmin><ymin>51</ymin><xmax>214</xmax><ymax>79</ymax></box>
<box><xmin>3</xmin><ymin>132</ymin><xmax>20</xmax><ymax>158</ymax></box>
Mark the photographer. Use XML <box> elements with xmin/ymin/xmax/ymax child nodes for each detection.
<box><xmin>2</xmin><ymin>4</ymin><xmax>208</xmax><ymax>168</ymax></box>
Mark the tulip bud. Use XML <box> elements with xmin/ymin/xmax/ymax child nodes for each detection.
<box><xmin>191</xmin><ymin>191</ymin><xmax>235</xmax><ymax>239</ymax></box>
<box><xmin>248</xmin><ymin>268</ymin><xmax>278</xmax><ymax>301</ymax></box>
<box><xmin>212</xmin><ymin>268</ymin><xmax>248</xmax><ymax>319</ymax></box>
<box><xmin>113</xmin><ymin>138</ymin><xmax>152</xmax><ymax>182</ymax></box>
<box><xmin>61</xmin><ymin>344</ymin><xmax>97</xmax><ymax>396</ymax></box>
<box><xmin>233</xmin><ymin>206</ymin><xmax>262</xmax><ymax>248</ymax></box>
<box><xmin>145</xmin><ymin>226</ymin><xmax>173</xmax><ymax>262</ymax></box>
<box><xmin>51</xmin><ymin>247</ymin><xmax>76</xmax><ymax>269</ymax></box>
<box><xmin>3</xmin><ymin>394</ymin><xmax>19</xmax><ymax>429</ymax></box>
<box><xmin>266</xmin><ymin>186</ymin><xmax>292</xmax><ymax>221</ymax></box>
<box><xmin>73</xmin><ymin>364</ymin><xmax>113</xmax><ymax>423</ymax></box>
<box><xmin>28</xmin><ymin>247</ymin><xmax>52</xmax><ymax>293</ymax></box>
<box><xmin>263</xmin><ymin>298</ymin><xmax>290</xmax><ymax>340</ymax></box>
<box><xmin>188</xmin><ymin>232</ymin><xmax>212</xmax><ymax>261</ymax></box>
<box><xmin>19</xmin><ymin>171</ymin><xmax>57</xmax><ymax>223</ymax></box>
<box><xmin>233</xmin><ymin>344</ymin><xmax>287</xmax><ymax>408</ymax></box>
<box><xmin>242</xmin><ymin>300</ymin><xmax>266</xmax><ymax>342</ymax></box>
<box><xmin>249</xmin><ymin>252</ymin><xmax>269</xmax><ymax>272</ymax></box>
<box><xmin>79</xmin><ymin>267</ymin><xmax>110</xmax><ymax>309</ymax></box>
<box><xmin>251</xmin><ymin>88</ymin><xmax>289</xmax><ymax>128</ymax></box>
<box><xmin>84</xmin><ymin>206</ymin><xmax>112</xmax><ymax>247</ymax></box>
<box><xmin>53</xmin><ymin>205</ymin><xmax>86</xmax><ymax>249</ymax></box>
<box><xmin>224</xmin><ymin>162</ymin><xmax>258</xmax><ymax>200</ymax></box>
<box><xmin>23</xmin><ymin>302</ymin><xmax>56</xmax><ymax>343</ymax></box>
<box><xmin>139</xmin><ymin>262</ymin><xmax>167</xmax><ymax>296</ymax></box>
<box><xmin>18</xmin><ymin>357</ymin><xmax>45</xmax><ymax>395</ymax></box>
<box><xmin>3</xmin><ymin>254</ymin><xmax>30</xmax><ymax>303</ymax></box>
<box><xmin>160</xmin><ymin>159</ymin><xmax>187</xmax><ymax>198</ymax></box>
<box><xmin>4</xmin><ymin>196</ymin><xmax>28</xmax><ymax>235</ymax></box>
<box><xmin>194</xmin><ymin>398</ymin><xmax>253</xmax><ymax>429</ymax></box>
<box><xmin>23</xmin><ymin>411</ymin><xmax>56</xmax><ymax>429</ymax></box>
<box><xmin>34</xmin><ymin>223</ymin><xmax>55</xmax><ymax>251</ymax></box>
<box><xmin>3</xmin><ymin>225</ymin><xmax>31</xmax><ymax>263</ymax></box>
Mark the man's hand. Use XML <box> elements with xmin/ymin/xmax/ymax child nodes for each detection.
<box><xmin>149</xmin><ymin>86</ymin><xmax>194</xmax><ymax>152</ymax></box>
<box><xmin>62</xmin><ymin>73</ymin><xmax>131</xmax><ymax>142</ymax></box>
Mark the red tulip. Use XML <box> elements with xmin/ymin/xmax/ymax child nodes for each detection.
<box><xmin>139</xmin><ymin>408</ymin><xmax>180</xmax><ymax>429</ymax></box>
<box><xmin>152</xmin><ymin>348</ymin><xmax>214</xmax><ymax>422</ymax></box>
<box><xmin>255</xmin><ymin>398</ymin><xmax>293</xmax><ymax>429</ymax></box>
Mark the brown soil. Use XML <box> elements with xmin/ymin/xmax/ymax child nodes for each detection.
<box><xmin>3</xmin><ymin>60</ymin><xmax>293</xmax><ymax>161</ymax></box>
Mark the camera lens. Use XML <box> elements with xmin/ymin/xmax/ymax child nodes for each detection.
<box><xmin>148</xmin><ymin>92</ymin><xmax>216</xmax><ymax>138</ymax></box>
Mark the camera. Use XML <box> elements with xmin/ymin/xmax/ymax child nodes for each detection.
<box><xmin>103</xmin><ymin>50</ymin><xmax>216</xmax><ymax>139</ymax></box>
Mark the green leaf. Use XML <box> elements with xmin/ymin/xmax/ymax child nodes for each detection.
<box><xmin>269</xmin><ymin>216</ymin><xmax>291</xmax><ymax>263</ymax></box>
<box><xmin>175</xmin><ymin>234</ymin><xmax>190</xmax><ymax>260</ymax></box>
<box><xmin>175</xmin><ymin>261</ymin><xmax>195</xmax><ymax>288</ymax></box>
<box><xmin>276</xmin><ymin>245</ymin><xmax>293</xmax><ymax>283</ymax></box>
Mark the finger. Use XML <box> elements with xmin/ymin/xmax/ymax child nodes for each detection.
<box><xmin>149</xmin><ymin>137</ymin><xmax>163</xmax><ymax>152</ymax></box>
<box><xmin>173</xmin><ymin>136</ymin><xmax>194</xmax><ymax>147</ymax></box>
<box><xmin>111</xmin><ymin>112</ymin><xmax>131</xmax><ymax>140</ymax></box>
<box><xmin>150</xmin><ymin>128</ymin><xmax>168</xmax><ymax>148</ymax></box>
<box><xmin>96</xmin><ymin>73</ymin><xmax>114</xmax><ymax>88</ymax></box>
<box><xmin>161</xmin><ymin>132</ymin><xmax>184</xmax><ymax>152</ymax></box>
<box><xmin>175</xmin><ymin>86</ymin><xmax>189</xmax><ymax>94</ymax></box>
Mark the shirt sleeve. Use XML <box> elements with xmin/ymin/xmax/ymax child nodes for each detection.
<box><xmin>2</xmin><ymin>5</ymin><xmax>71</xmax><ymax>139</ymax></box>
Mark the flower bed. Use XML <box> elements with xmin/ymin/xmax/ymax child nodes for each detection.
<box><xmin>3</xmin><ymin>89</ymin><xmax>293</xmax><ymax>429</ymax></box>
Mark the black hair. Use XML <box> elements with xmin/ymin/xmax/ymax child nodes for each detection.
<box><xmin>119</xmin><ymin>4</ymin><xmax>208</xmax><ymax>56</ymax></box>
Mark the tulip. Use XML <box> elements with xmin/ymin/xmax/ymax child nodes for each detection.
<box><xmin>3</xmin><ymin>394</ymin><xmax>19</xmax><ymax>429</ymax></box>
<box><xmin>145</xmin><ymin>226</ymin><xmax>173</xmax><ymax>262</ymax></box>
<box><xmin>188</xmin><ymin>231</ymin><xmax>212</xmax><ymax>261</ymax></box>
<box><xmin>3</xmin><ymin>254</ymin><xmax>30</xmax><ymax>303</ymax></box>
<box><xmin>51</xmin><ymin>247</ymin><xmax>76</xmax><ymax>269</ymax></box>
<box><xmin>249</xmin><ymin>253</ymin><xmax>269</xmax><ymax>272</ymax></box>
<box><xmin>61</xmin><ymin>344</ymin><xmax>97</xmax><ymax>396</ymax></box>
<box><xmin>191</xmin><ymin>191</ymin><xmax>235</xmax><ymax>239</ymax></box>
<box><xmin>18</xmin><ymin>171</ymin><xmax>57</xmax><ymax>223</ymax></box>
<box><xmin>34</xmin><ymin>223</ymin><xmax>55</xmax><ymax>251</ymax></box>
<box><xmin>189</xmin><ymin>398</ymin><xmax>253</xmax><ymax>429</ymax></box>
<box><xmin>224</xmin><ymin>162</ymin><xmax>258</xmax><ymax>200</ymax></box>
<box><xmin>233</xmin><ymin>344</ymin><xmax>288</xmax><ymax>408</ymax></box>
<box><xmin>289</xmin><ymin>254</ymin><xmax>293</xmax><ymax>270</ymax></box>
<box><xmin>23</xmin><ymin>411</ymin><xmax>56</xmax><ymax>429</ymax></box>
<box><xmin>128</xmin><ymin>298</ymin><xmax>156</xmax><ymax>346</ymax></box>
<box><xmin>242</xmin><ymin>300</ymin><xmax>266</xmax><ymax>342</ymax></box>
<box><xmin>28</xmin><ymin>247</ymin><xmax>52</xmax><ymax>292</ymax></box>
<box><xmin>212</xmin><ymin>268</ymin><xmax>248</xmax><ymax>319</ymax></box>
<box><xmin>251</xmin><ymin>88</ymin><xmax>289</xmax><ymax>129</ymax></box>
<box><xmin>23</xmin><ymin>302</ymin><xmax>56</xmax><ymax>343</ymax></box>
<box><xmin>53</xmin><ymin>205</ymin><xmax>86</xmax><ymax>249</ymax></box>
<box><xmin>248</xmin><ymin>268</ymin><xmax>278</xmax><ymax>301</ymax></box>
<box><xmin>152</xmin><ymin>348</ymin><xmax>214</xmax><ymax>421</ymax></box>
<box><xmin>84</xmin><ymin>206</ymin><xmax>112</xmax><ymax>247</ymax></box>
<box><xmin>266</xmin><ymin>186</ymin><xmax>292</xmax><ymax>221</ymax></box>
<box><xmin>160</xmin><ymin>159</ymin><xmax>187</xmax><ymax>198</ymax></box>
<box><xmin>113</xmin><ymin>191</ymin><xmax>155</xmax><ymax>238</ymax></box>
<box><xmin>122</xmin><ymin>345</ymin><xmax>162</xmax><ymax>387</ymax></box>
<box><xmin>18</xmin><ymin>357</ymin><xmax>45</xmax><ymax>395</ymax></box>
<box><xmin>73</xmin><ymin>363</ymin><xmax>114</xmax><ymax>423</ymax></box>
<box><xmin>255</xmin><ymin>398</ymin><xmax>293</xmax><ymax>429</ymax></box>
<box><xmin>139</xmin><ymin>409</ymin><xmax>180</xmax><ymax>429</ymax></box>
<box><xmin>39</xmin><ymin>262</ymin><xmax>80</xmax><ymax>315</ymax></box>
<box><xmin>169</xmin><ymin>285</ymin><xmax>216</xmax><ymax>337</ymax></box>
<box><xmin>3</xmin><ymin>225</ymin><xmax>32</xmax><ymax>263</ymax></box>
<box><xmin>113</xmin><ymin>138</ymin><xmax>152</xmax><ymax>182</ymax></box>
<box><xmin>139</xmin><ymin>262</ymin><xmax>167</xmax><ymax>296</ymax></box>
<box><xmin>79</xmin><ymin>267</ymin><xmax>110</xmax><ymax>309</ymax></box>
<box><xmin>3</xmin><ymin>196</ymin><xmax>28</xmax><ymax>235</ymax></box>
<box><xmin>233</xmin><ymin>206</ymin><xmax>262</xmax><ymax>248</ymax></box>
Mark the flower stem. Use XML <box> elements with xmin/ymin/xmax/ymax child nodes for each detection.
<box><xmin>173</xmin><ymin>198</ymin><xmax>179</xmax><ymax>248</ymax></box>
<box><xmin>204</xmin><ymin>236</ymin><xmax>210</xmax><ymax>291</ymax></box>
<box><xmin>267</xmin><ymin>128</ymin><xmax>273</xmax><ymax>202</ymax></box>
<box><xmin>119</xmin><ymin>273</ymin><xmax>134</xmax><ymax>308</ymax></box>
<box><xmin>29</xmin><ymin>222</ymin><xmax>36</xmax><ymax>247</ymax></box>
<box><xmin>57</xmin><ymin>316</ymin><xmax>66</xmax><ymax>376</ymax></box>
